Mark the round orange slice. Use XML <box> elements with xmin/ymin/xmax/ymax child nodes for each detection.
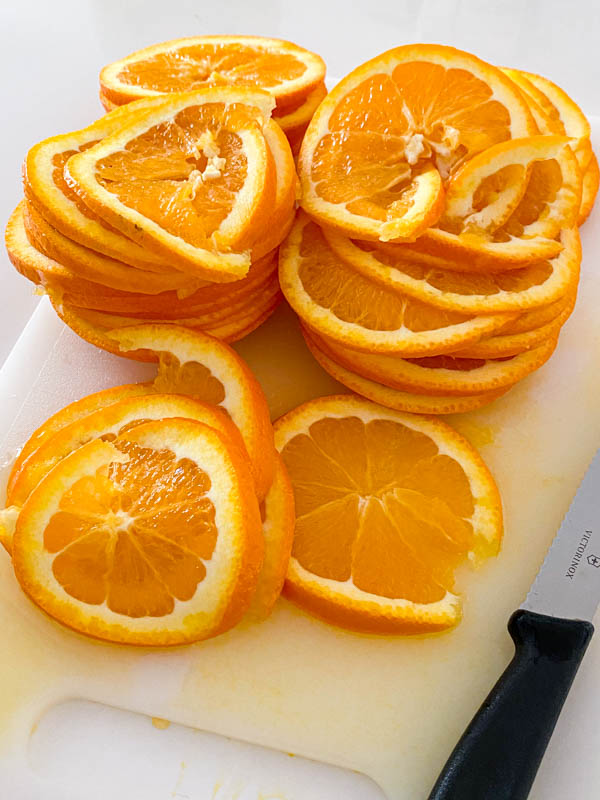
<box><xmin>299</xmin><ymin>44</ymin><xmax>535</xmax><ymax>242</ymax></box>
<box><xmin>12</xmin><ymin>418</ymin><xmax>263</xmax><ymax>645</ymax></box>
<box><xmin>99</xmin><ymin>36</ymin><xmax>326</xmax><ymax>111</ymax></box>
<box><xmin>279</xmin><ymin>213</ymin><xmax>515</xmax><ymax>356</ymax></box>
<box><xmin>7</xmin><ymin>394</ymin><xmax>247</xmax><ymax>510</ymax></box>
<box><xmin>274</xmin><ymin>82</ymin><xmax>327</xmax><ymax>135</ymax></box>
<box><xmin>306</xmin><ymin>326</ymin><xmax>557</xmax><ymax>396</ymax></box>
<box><xmin>274</xmin><ymin>394</ymin><xmax>503</xmax><ymax>633</ymax></box>
<box><xmin>65</xmin><ymin>88</ymin><xmax>278</xmax><ymax>281</ymax></box>
<box><xmin>105</xmin><ymin>325</ymin><xmax>276</xmax><ymax>500</ymax></box>
<box><xmin>245</xmin><ymin>453</ymin><xmax>295</xmax><ymax>621</ymax></box>
<box><xmin>304</xmin><ymin>339</ymin><xmax>511</xmax><ymax>414</ymax></box>
<box><xmin>579</xmin><ymin>152</ymin><xmax>599</xmax><ymax>226</ymax></box>
<box><xmin>324</xmin><ymin>224</ymin><xmax>580</xmax><ymax>313</ymax></box>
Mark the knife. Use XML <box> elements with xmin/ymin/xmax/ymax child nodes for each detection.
<box><xmin>427</xmin><ymin>448</ymin><xmax>600</xmax><ymax>800</ymax></box>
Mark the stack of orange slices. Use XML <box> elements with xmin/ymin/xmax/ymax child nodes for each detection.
<box><xmin>0</xmin><ymin>325</ymin><xmax>295</xmax><ymax>645</ymax></box>
<box><xmin>98</xmin><ymin>36</ymin><xmax>327</xmax><ymax>155</ymax></box>
<box><xmin>6</xmin><ymin>83</ymin><xmax>300</xmax><ymax>352</ymax></box>
<box><xmin>278</xmin><ymin>44</ymin><xmax>598</xmax><ymax>414</ymax></box>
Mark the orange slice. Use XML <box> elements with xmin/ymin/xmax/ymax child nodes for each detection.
<box><xmin>324</xmin><ymin>225</ymin><xmax>580</xmax><ymax>314</ymax></box>
<box><xmin>502</xmin><ymin>68</ymin><xmax>592</xmax><ymax>171</ymax></box>
<box><xmin>18</xmin><ymin>202</ymin><xmax>194</xmax><ymax>294</ymax></box>
<box><xmin>279</xmin><ymin>213</ymin><xmax>515</xmax><ymax>356</ymax></box>
<box><xmin>449</xmin><ymin>312</ymin><xmax>569</xmax><ymax>358</ymax></box>
<box><xmin>274</xmin><ymin>82</ymin><xmax>327</xmax><ymax>135</ymax></box>
<box><xmin>299</xmin><ymin>44</ymin><xmax>535</xmax><ymax>242</ymax></box>
<box><xmin>99</xmin><ymin>36</ymin><xmax>326</xmax><ymax>110</ymax></box>
<box><xmin>304</xmin><ymin>339</ymin><xmax>510</xmax><ymax>414</ymax></box>
<box><xmin>498</xmin><ymin>291</ymin><xmax>574</xmax><ymax>335</ymax></box>
<box><xmin>442</xmin><ymin>136</ymin><xmax>580</xmax><ymax>239</ymax></box>
<box><xmin>246</xmin><ymin>453</ymin><xmax>295</xmax><ymax>621</ymax></box>
<box><xmin>12</xmin><ymin>418</ymin><xmax>263</xmax><ymax>645</ymax></box>
<box><xmin>105</xmin><ymin>325</ymin><xmax>276</xmax><ymax>500</ymax></box>
<box><xmin>7</xmin><ymin>394</ymin><xmax>246</xmax><ymax>511</ymax></box>
<box><xmin>5</xmin><ymin>384</ymin><xmax>154</xmax><ymax>508</ymax></box>
<box><xmin>579</xmin><ymin>152</ymin><xmax>599</xmax><ymax>226</ymax></box>
<box><xmin>306</xmin><ymin>327</ymin><xmax>557</xmax><ymax>396</ymax></box>
<box><xmin>274</xmin><ymin>395</ymin><xmax>503</xmax><ymax>632</ymax></box>
<box><xmin>65</xmin><ymin>88</ymin><xmax>278</xmax><ymax>281</ymax></box>
<box><xmin>23</xmin><ymin>101</ymin><xmax>177</xmax><ymax>272</ymax></box>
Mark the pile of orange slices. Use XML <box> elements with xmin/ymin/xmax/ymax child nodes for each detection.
<box><xmin>0</xmin><ymin>326</ymin><xmax>295</xmax><ymax>645</ymax></box>
<box><xmin>4</xmin><ymin>35</ymin><xmax>329</xmax><ymax>352</ymax></box>
<box><xmin>98</xmin><ymin>36</ymin><xmax>327</xmax><ymax>155</ymax></box>
<box><xmin>279</xmin><ymin>44</ymin><xmax>597</xmax><ymax>414</ymax></box>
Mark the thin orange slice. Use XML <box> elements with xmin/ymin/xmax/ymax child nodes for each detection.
<box><xmin>579</xmin><ymin>152</ymin><xmax>599</xmax><ymax>226</ymax></box>
<box><xmin>442</xmin><ymin>136</ymin><xmax>580</xmax><ymax>239</ymax></box>
<box><xmin>279</xmin><ymin>213</ymin><xmax>516</xmax><ymax>356</ymax></box>
<box><xmin>306</xmin><ymin>326</ymin><xmax>557</xmax><ymax>396</ymax></box>
<box><xmin>5</xmin><ymin>384</ymin><xmax>154</xmax><ymax>507</ymax></box>
<box><xmin>274</xmin><ymin>82</ymin><xmax>327</xmax><ymax>135</ymax></box>
<box><xmin>7</xmin><ymin>394</ymin><xmax>247</xmax><ymax>511</ymax></box>
<box><xmin>497</xmin><ymin>291</ymin><xmax>574</xmax><ymax>334</ymax></box>
<box><xmin>449</xmin><ymin>305</ymin><xmax>571</xmax><ymax>358</ymax></box>
<box><xmin>19</xmin><ymin>202</ymin><xmax>195</xmax><ymax>294</ymax></box>
<box><xmin>99</xmin><ymin>36</ymin><xmax>326</xmax><ymax>110</ymax></box>
<box><xmin>299</xmin><ymin>44</ymin><xmax>535</xmax><ymax>242</ymax></box>
<box><xmin>65</xmin><ymin>88</ymin><xmax>278</xmax><ymax>281</ymax></box>
<box><xmin>23</xmin><ymin>101</ymin><xmax>177</xmax><ymax>272</ymax></box>
<box><xmin>12</xmin><ymin>418</ymin><xmax>263</xmax><ymax>645</ymax></box>
<box><xmin>246</xmin><ymin>453</ymin><xmax>295</xmax><ymax>621</ymax></box>
<box><xmin>304</xmin><ymin>339</ymin><xmax>511</xmax><ymax>414</ymax></box>
<box><xmin>502</xmin><ymin>68</ymin><xmax>592</xmax><ymax>171</ymax></box>
<box><xmin>324</xmin><ymin>225</ymin><xmax>580</xmax><ymax>314</ymax></box>
<box><xmin>274</xmin><ymin>395</ymin><xmax>503</xmax><ymax>632</ymax></box>
<box><xmin>105</xmin><ymin>325</ymin><xmax>276</xmax><ymax>500</ymax></box>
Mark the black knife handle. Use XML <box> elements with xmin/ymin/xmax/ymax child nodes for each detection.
<box><xmin>427</xmin><ymin>609</ymin><xmax>594</xmax><ymax>800</ymax></box>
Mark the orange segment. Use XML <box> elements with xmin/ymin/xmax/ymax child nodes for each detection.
<box><xmin>299</xmin><ymin>44</ymin><xmax>535</xmax><ymax>242</ymax></box>
<box><xmin>65</xmin><ymin>89</ymin><xmax>278</xmax><ymax>281</ymax></box>
<box><xmin>106</xmin><ymin>325</ymin><xmax>276</xmax><ymax>500</ymax></box>
<box><xmin>274</xmin><ymin>395</ymin><xmax>502</xmax><ymax>632</ymax></box>
<box><xmin>12</xmin><ymin>418</ymin><xmax>263</xmax><ymax>645</ymax></box>
<box><xmin>99</xmin><ymin>36</ymin><xmax>326</xmax><ymax>109</ymax></box>
<box><xmin>279</xmin><ymin>213</ymin><xmax>516</xmax><ymax>356</ymax></box>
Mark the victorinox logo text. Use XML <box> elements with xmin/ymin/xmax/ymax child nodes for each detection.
<box><xmin>565</xmin><ymin>530</ymin><xmax>593</xmax><ymax>579</ymax></box>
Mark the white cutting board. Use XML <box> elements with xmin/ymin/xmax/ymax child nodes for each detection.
<box><xmin>1</xmin><ymin>126</ymin><xmax>600</xmax><ymax>800</ymax></box>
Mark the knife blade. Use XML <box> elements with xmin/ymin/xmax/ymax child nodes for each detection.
<box><xmin>427</xmin><ymin>447</ymin><xmax>599</xmax><ymax>800</ymax></box>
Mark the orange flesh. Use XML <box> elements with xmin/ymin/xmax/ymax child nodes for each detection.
<box><xmin>497</xmin><ymin>159</ymin><xmax>563</xmax><ymax>238</ymax></box>
<box><xmin>153</xmin><ymin>354</ymin><xmax>226</xmax><ymax>403</ymax></box>
<box><xmin>364</xmin><ymin>240</ymin><xmax>553</xmax><ymax>295</ymax></box>
<box><xmin>46</xmin><ymin>440</ymin><xmax>217</xmax><ymax>617</ymax></box>
<box><xmin>312</xmin><ymin>64</ymin><xmax>513</xmax><ymax>211</ymax></box>
<box><xmin>281</xmin><ymin>416</ymin><xmax>475</xmax><ymax>603</ymax></box>
<box><xmin>298</xmin><ymin>222</ymin><xmax>471</xmax><ymax>331</ymax></box>
<box><xmin>116</xmin><ymin>44</ymin><xmax>307</xmax><ymax>93</ymax></box>
<box><xmin>94</xmin><ymin>104</ymin><xmax>252</xmax><ymax>247</ymax></box>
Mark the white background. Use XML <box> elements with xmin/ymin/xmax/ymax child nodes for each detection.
<box><xmin>2</xmin><ymin>0</ymin><xmax>599</xmax><ymax>364</ymax></box>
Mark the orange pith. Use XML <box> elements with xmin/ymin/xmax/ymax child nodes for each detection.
<box><xmin>274</xmin><ymin>396</ymin><xmax>502</xmax><ymax>632</ymax></box>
